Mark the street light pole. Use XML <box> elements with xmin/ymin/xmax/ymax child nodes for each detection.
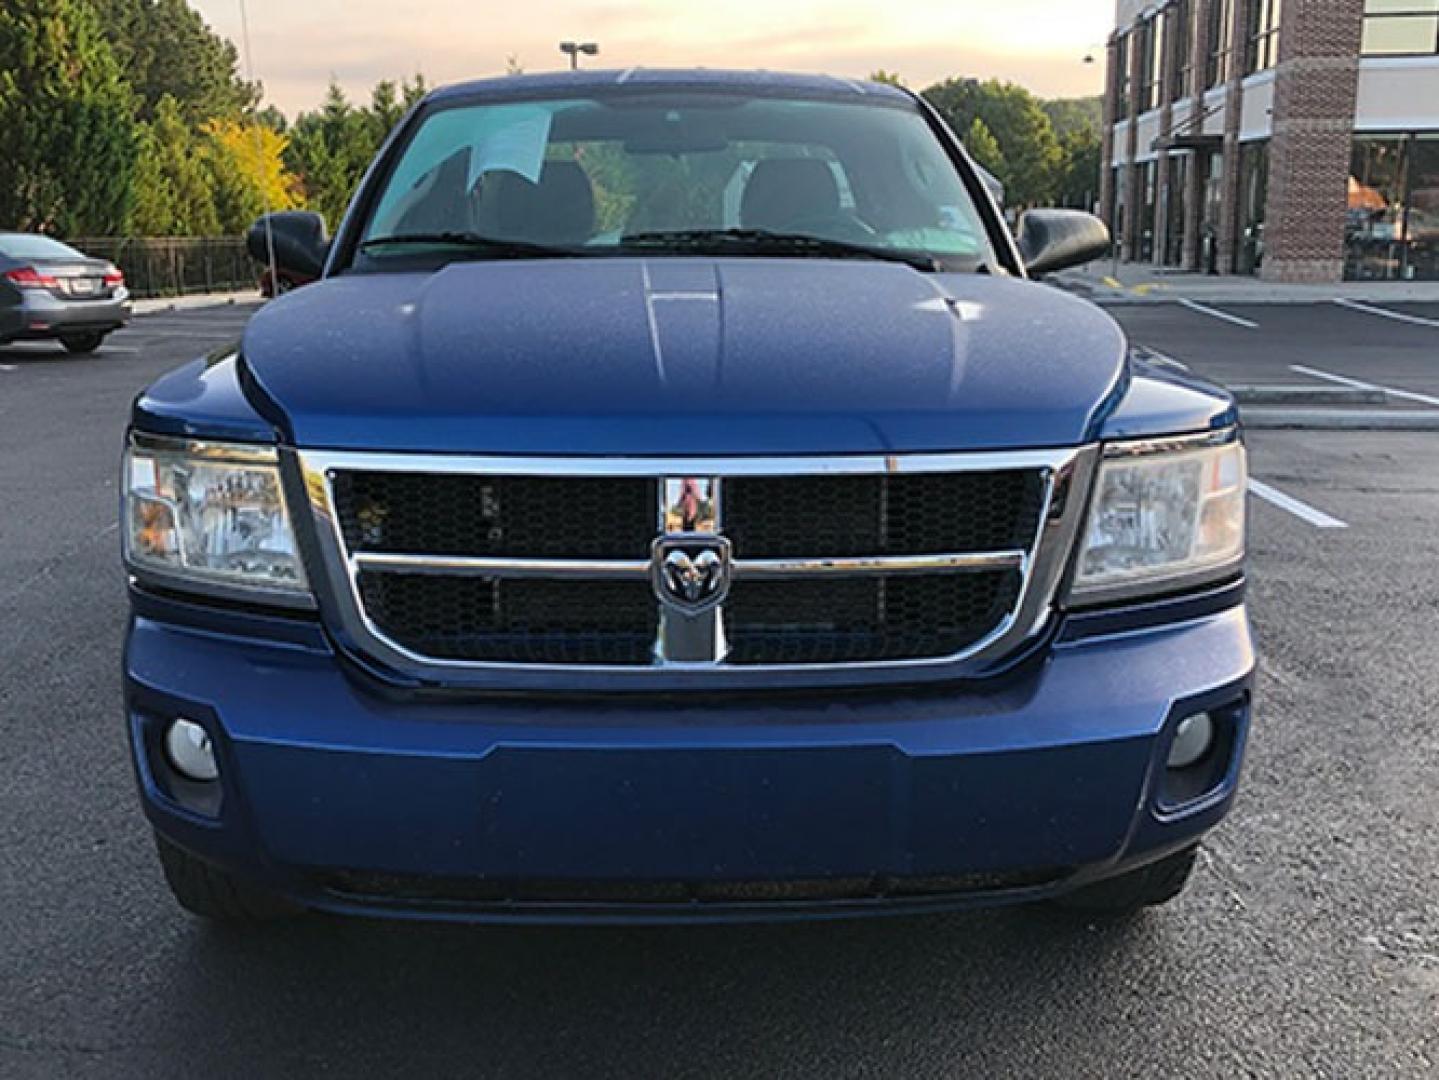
<box><xmin>559</xmin><ymin>41</ymin><xmax>599</xmax><ymax>70</ymax></box>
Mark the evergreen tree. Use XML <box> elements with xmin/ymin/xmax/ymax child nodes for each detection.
<box><xmin>0</xmin><ymin>0</ymin><xmax>140</xmax><ymax>234</ymax></box>
<box><xmin>286</xmin><ymin>80</ymin><xmax>389</xmax><ymax>228</ymax></box>
<box><xmin>100</xmin><ymin>0</ymin><xmax>257</xmax><ymax>123</ymax></box>
<box><xmin>129</xmin><ymin>94</ymin><xmax>222</xmax><ymax>236</ymax></box>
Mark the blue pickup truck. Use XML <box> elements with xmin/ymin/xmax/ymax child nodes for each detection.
<box><xmin>122</xmin><ymin>70</ymin><xmax>1252</xmax><ymax>923</ymax></box>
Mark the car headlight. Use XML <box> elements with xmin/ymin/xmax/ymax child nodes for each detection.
<box><xmin>123</xmin><ymin>435</ymin><xmax>311</xmax><ymax>606</ymax></box>
<box><xmin>1069</xmin><ymin>432</ymin><xmax>1246</xmax><ymax>604</ymax></box>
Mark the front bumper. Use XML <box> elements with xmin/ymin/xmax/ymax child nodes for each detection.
<box><xmin>125</xmin><ymin>592</ymin><xmax>1254</xmax><ymax>923</ymax></box>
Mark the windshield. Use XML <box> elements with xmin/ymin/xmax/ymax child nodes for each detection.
<box><xmin>0</xmin><ymin>234</ymin><xmax>84</xmax><ymax>260</ymax></box>
<box><xmin>357</xmin><ymin>90</ymin><xmax>996</xmax><ymax>271</ymax></box>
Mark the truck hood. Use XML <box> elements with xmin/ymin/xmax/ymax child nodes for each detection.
<box><xmin>239</xmin><ymin>258</ymin><xmax>1128</xmax><ymax>454</ymax></box>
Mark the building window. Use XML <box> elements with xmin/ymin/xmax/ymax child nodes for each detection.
<box><xmin>1410</xmin><ymin>137</ymin><xmax>1439</xmax><ymax>279</ymax></box>
<box><xmin>1114</xmin><ymin>32</ymin><xmax>1131</xmax><ymax>122</ymax></box>
<box><xmin>1246</xmin><ymin>0</ymin><xmax>1282</xmax><ymax>73</ymax></box>
<box><xmin>1347</xmin><ymin>137</ymin><xmax>1411</xmax><ymax>280</ymax></box>
<box><xmin>1139</xmin><ymin>160</ymin><xmax>1158</xmax><ymax>260</ymax></box>
<box><xmin>1112</xmin><ymin>165</ymin><xmax>1128</xmax><ymax>239</ymax></box>
<box><xmin>1362</xmin><ymin>0</ymin><xmax>1439</xmax><ymax>56</ymax></box>
<box><xmin>1237</xmin><ymin>141</ymin><xmax>1269</xmax><ymax>275</ymax></box>
<box><xmin>1137</xmin><ymin>18</ymin><xmax>1161</xmax><ymax>113</ymax></box>
<box><xmin>1171</xmin><ymin>0</ymin><xmax>1195</xmax><ymax>100</ymax></box>
<box><xmin>1207</xmin><ymin>0</ymin><xmax>1236</xmax><ymax>87</ymax></box>
<box><xmin>1165</xmin><ymin>155</ymin><xmax>1190</xmax><ymax>267</ymax></box>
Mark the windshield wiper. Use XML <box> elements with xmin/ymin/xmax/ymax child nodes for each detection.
<box><xmin>358</xmin><ymin>232</ymin><xmax>578</xmax><ymax>259</ymax></box>
<box><xmin>618</xmin><ymin>229</ymin><xmax>944</xmax><ymax>273</ymax></box>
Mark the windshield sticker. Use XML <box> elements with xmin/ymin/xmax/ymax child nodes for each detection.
<box><xmin>466</xmin><ymin>106</ymin><xmax>553</xmax><ymax>191</ymax></box>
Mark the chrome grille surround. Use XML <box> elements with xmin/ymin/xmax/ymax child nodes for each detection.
<box><xmin>294</xmin><ymin>448</ymin><xmax>1098</xmax><ymax>690</ymax></box>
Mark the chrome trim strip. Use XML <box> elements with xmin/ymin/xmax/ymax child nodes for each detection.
<box><xmin>349</xmin><ymin>550</ymin><xmax>1026</xmax><ymax>581</ymax></box>
<box><xmin>354</xmin><ymin>553</ymin><xmax>651</xmax><ymax>580</ymax></box>
<box><xmin>293</xmin><ymin>446</ymin><xmax>1097</xmax><ymax>686</ymax></box>
<box><xmin>300</xmin><ymin>448</ymin><xmax>1073</xmax><ymax>478</ymax></box>
<box><xmin>733</xmin><ymin>551</ymin><xmax>1026</xmax><ymax>579</ymax></box>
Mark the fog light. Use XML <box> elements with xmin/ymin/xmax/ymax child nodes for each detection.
<box><xmin>165</xmin><ymin>719</ymin><xmax>219</xmax><ymax>781</ymax></box>
<box><xmin>1168</xmin><ymin>712</ymin><xmax>1215</xmax><ymax>770</ymax></box>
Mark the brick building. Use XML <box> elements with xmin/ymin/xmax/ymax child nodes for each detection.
<box><xmin>1100</xmin><ymin>0</ymin><xmax>1439</xmax><ymax>282</ymax></box>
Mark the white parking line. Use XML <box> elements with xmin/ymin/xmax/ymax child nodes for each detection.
<box><xmin>101</xmin><ymin>346</ymin><xmax>141</xmax><ymax>355</ymax></box>
<box><xmin>1178</xmin><ymin>299</ymin><xmax>1259</xmax><ymax>329</ymax></box>
<box><xmin>1334</xmin><ymin>298</ymin><xmax>1439</xmax><ymax>329</ymax></box>
<box><xmin>0</xmin><ymin>364</ymin><xmax>15</xmax><ymax>372</ymax></box>
<box><xmin>1139</xmin><ymin>347</ymin><xmax>1191</xmax><ymax>371</ymax></box>
<box><xmin>1248</xmin><ymin>479</ymin><xmax>1348</xmax><ymax>529</ymax></box>
<box><xmin>1290</xmin><ymin>364</ymin><xmax>1439</xmax><ymax>408</ymax></box>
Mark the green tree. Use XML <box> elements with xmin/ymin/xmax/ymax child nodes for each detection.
<box><xmin>964</xmin><ymin>117</ymin><xmax>1006</xmax><ymax>178</ymax></box>
<box><xmin>369</xmin><ymin>80</ymin><xmax>405</xmax><ymax>140</ymax></box>
<box><xmin>100</xmin><ymin>0</ymin><xmax>256</xmax><ymax>123</ymax></box>
<box><xmin>286</xmin><ymin>80</ymin><xmax>381</xmax><ymax>229</ymax></box>
<box><xmin>868</xmin><ymin>69</ymin><xmax>907</xmax><ymax>88</ymax></box>
<box><xmin>400</xmin><ymin>74</ymin><xmax>429</xmax><ymax>111</ymax></box>
<box><xmin>1056</xmin><ymin>127</ymin><xmax>1103</xmax><ymax>210</ymax></box>
<box><xmin>923</xmin><ymin>78</ymin><xmax>1063</xmax><ymax>207</ymax></box>
<box><xmin>0</xmin><ymin>0</ymin><xmax>139</xmax><ymax>234</ymax></box>
<box><xmin>129</xmin><ymin>94</ymin><xmax>221</xmax><ymax>235</ymax></box>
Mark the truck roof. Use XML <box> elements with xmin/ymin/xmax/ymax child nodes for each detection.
<box><xmin>426</xmin><ymin>68</ymin><xmax>913</xmax><ymax>106</ymax></box>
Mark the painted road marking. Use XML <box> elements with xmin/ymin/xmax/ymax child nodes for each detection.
<box><xmin>1290</xmin><ymin>364</ymin><xmax>1439</xmax><ymax>408</ymax></box>
<box><xmin>1248</xmin><ymin>479</ymin><xmax>1348</xmax><ymax>529</ymax></box>
<box><xmin>0</xmin><ymin>364</ymin><xmax>15</xmax><ymax>372</ymax></box>
<box><xmin>1334</xmin><ymin>298</ymin><xmax>1439</xmax><ymax>329</ymax></box>
<box><xmin>1141</xmin><ymin>347</ymin><xmax>1190</xmax><ymax>371</ymax></box>
<box><xmin>1178</xmin><ymin>299</ymin><xmax>1259</xmax><ymax>329</ymax></box>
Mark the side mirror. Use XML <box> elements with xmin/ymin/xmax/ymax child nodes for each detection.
<box><xmin>246</xmin><ymin>211</ymin><xmax>329</xmax><ymax>280</ymax></box>
<box><xmin>1017</xmin><ymin>209</ymin><xmax>1111</xmax><ymax>278</ymax></box>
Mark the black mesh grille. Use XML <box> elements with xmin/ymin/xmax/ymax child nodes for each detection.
<box><xmin>725</xmin><ymin>571</ymin><xmax>1022</xmax><ymax>665</ymax></box>
<box><xmin>358</xmin><ymin>572</ymin><xmax>658</xmax><ymax>665</ymax></box>
<box><xmin>724</xmin><ymin>471</ymin><xmax>1046</xmax><ymax>558</ymax></box>
<box><xmin>332</xmin><ymin>466</ymin><xmax>1046</xmax><ymax>668</ymax></box>
<box><xmin>333</xmin><ymin>472</ymin><xmax>657</xmax><ymax>558</ymax></box>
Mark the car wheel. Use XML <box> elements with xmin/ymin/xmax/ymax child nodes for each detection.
<box><xmin>59</xmin><ymin>331</ymin><xmax>106</xmax><ymax>355</ymax></box>
<box><xmin>154</xmin><ymin>832</ymin><xmax>301</xmax><ymax>922</ymax></box>
<box><xmin>1055</xmin><ymin>845</ymin><xmax>1198</xmax><ymax>915</ymax></box>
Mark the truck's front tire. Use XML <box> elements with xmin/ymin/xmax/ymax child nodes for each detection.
<box><xmin>154</xmin><ymin>832</ymin><xmax>300</xmax><ymax>922</ymax></box>
<box><xmin>1056</xmin><ymin>845</ymin><xmax>1199</xmax><ymax>915</ymax></box>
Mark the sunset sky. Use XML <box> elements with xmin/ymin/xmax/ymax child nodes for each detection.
<box><xmin>191</xmin><ymin>1</ymin><xmax>1113</xmax><ymax>116</ymax></box>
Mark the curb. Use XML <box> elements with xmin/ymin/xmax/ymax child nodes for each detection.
<box><xmin>1231</xmin><ymin>386</ymin><xmax>1388</xmax><ymax>406</ymax></box>
<box><xmin>1242</xmin><ymin>407</ymin><xmax>1439</xmax><ymax>431</ymax></box>
<box><xmin>132</xmin><ymin>291</ymin><xmax>261</xmax><ymax>317</ymax></box>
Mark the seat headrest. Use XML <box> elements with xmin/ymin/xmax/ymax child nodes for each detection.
<box><xmin>475</xmin><ymin>161</ymin><xmax>595</xmax><ymax>246</ymax></box>
<box><xmin>741</xmin><ymin>159</ymin><xmax>841</xmax><ymax>232</ymax></box>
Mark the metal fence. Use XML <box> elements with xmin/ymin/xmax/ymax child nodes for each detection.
<box><xmin>68</xmin><ymin>237</ymin><xmax>255</xmax><ymax>299</ymax></box>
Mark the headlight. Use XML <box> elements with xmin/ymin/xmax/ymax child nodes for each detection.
<box><xmin>123</xmin><ymin>435</ymin><xmax>310</xmax><ymax>605</ymax></box>
<box><xmin>1069</xmin><ymin>432</ymin><xmax>1246</xmax><ymax>603</ymax></box>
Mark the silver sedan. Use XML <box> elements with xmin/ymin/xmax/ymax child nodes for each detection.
<box><xmin>0</xmin><ymin>233</ymin><xmax>132</xmax><ymax>354</ymax></box>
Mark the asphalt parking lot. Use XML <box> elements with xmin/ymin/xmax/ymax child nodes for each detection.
<box><xmin>2</xmin><ymin>302</ymin><xmax>1438</xmax><ymax>1078</ymax></box>
<box><xmin>1107</xmin><ymin>298</ymin><xmax>1439</xmax><ymax>403</ymax></box>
